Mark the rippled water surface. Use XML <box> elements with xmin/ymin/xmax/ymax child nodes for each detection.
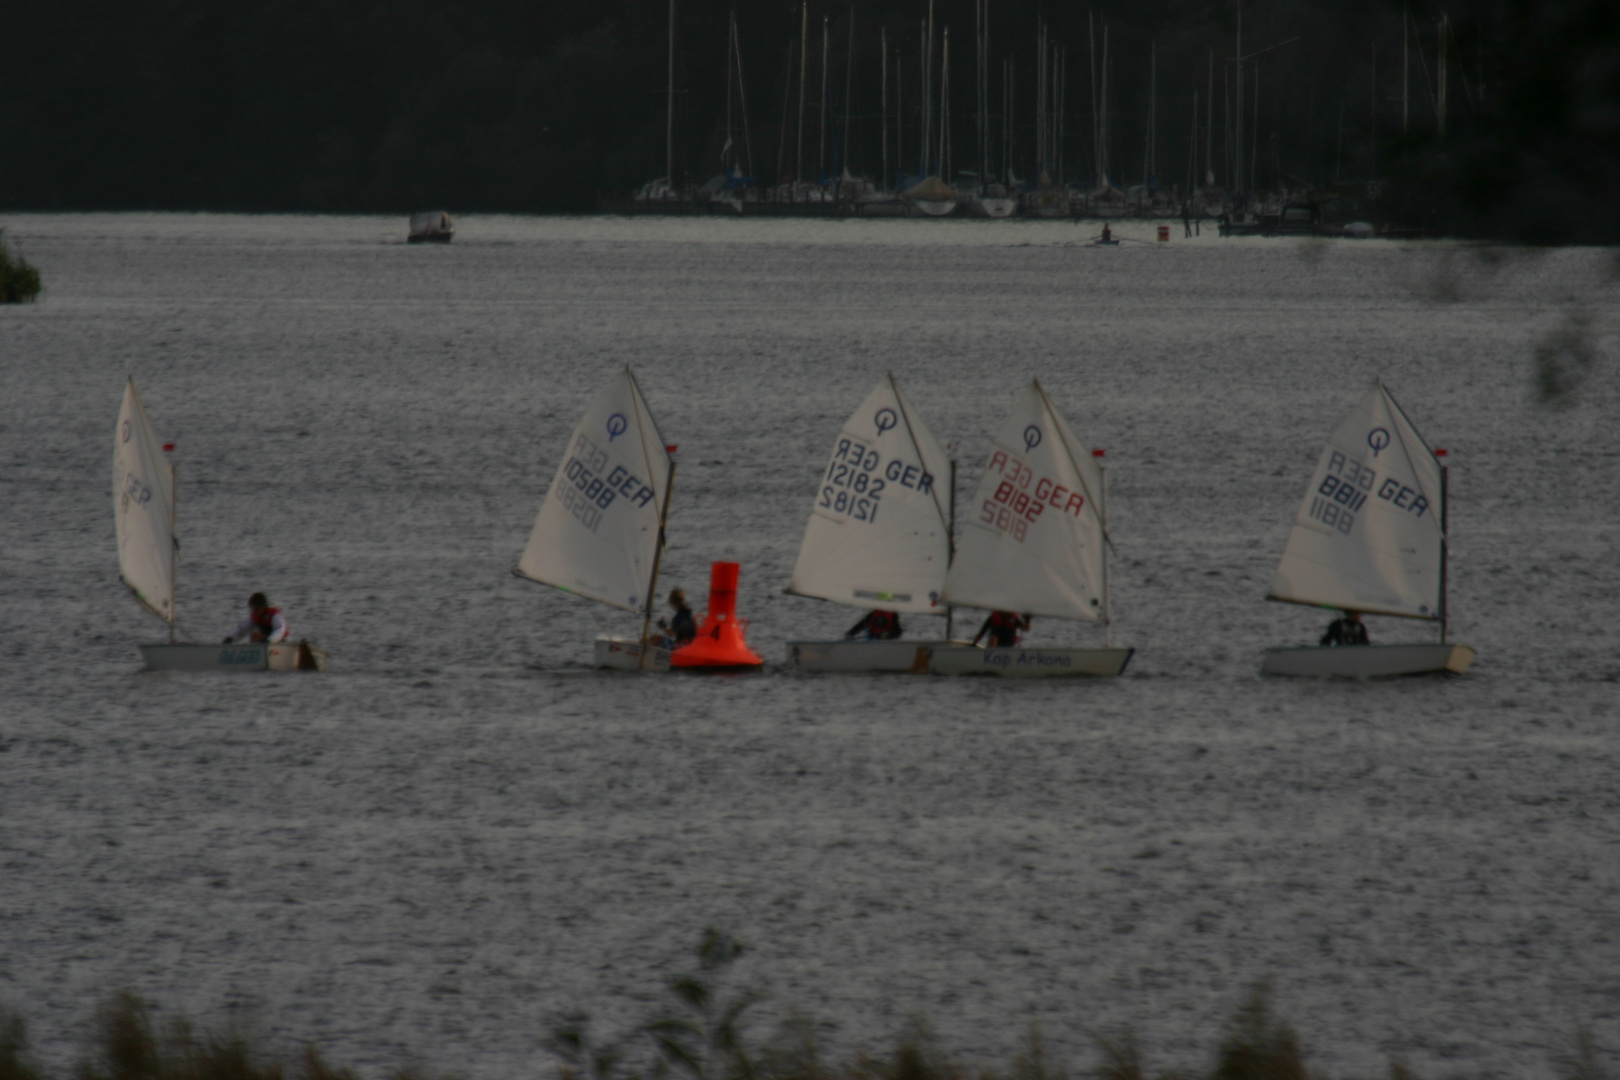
<box><xmin>2</xmin><ymin>214</ymin><xmax>1618</xmax><ymax>1079</ymax></box>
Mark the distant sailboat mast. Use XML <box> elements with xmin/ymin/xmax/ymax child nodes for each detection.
<box><xmin>733</xmin><ymin>11</ymin><xmax>755</xmax><ymax>177</ymax></box>
<box><xmin>666</xmin><ymin>0</ymin><xmax>676</xmax><ymax>188</ymax></box>
<box><xmin>881</xmin><ymin>26</ymin><xmax>889</xmax><ymax>185</ymax></box>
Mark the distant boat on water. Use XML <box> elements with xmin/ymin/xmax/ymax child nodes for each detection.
<box><xmin>407</xmin><ymin>211</ymin><xmax>454</xmax><ymax>243</ymax></box>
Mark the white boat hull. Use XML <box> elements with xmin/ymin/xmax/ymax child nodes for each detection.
<box><xmin>965</xmin><ymin>197</ymin><xmax>1018</xmax><ymax>218</ymax></box>
<box><xmin>927</xmin><ymin>644</ymin><xmax>1134</xmax><ymax>677</ymax></box>
<box><xmin>785</xmin><ymin>639</ymin><xmax>971</xmax><ymax>673</ymax></box>
<box><xmin>909</xmin><ymin>199</ymin><xmax>958</xmax><ymax>217</ymax></box>
<box><xmin>138</xmin><ymin>642</ymin><xmax>328</xmax><ymax>672</ymax></box>
<box><xmin>1261</xmin><ymin>643</ymin><xmax>1476</xmax><ymax>677</ymax></box>
<box><xmin>594</xmin><ymin>637</ymin><xmax>672</xmax><ymax>672</ymax></box>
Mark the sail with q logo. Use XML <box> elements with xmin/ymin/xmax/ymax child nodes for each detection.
<box><xmin>930</xmin><ymin>380</ymin><xmax>1134</xmax><ymax>677</ymax></box>
<box><xmin>784</xmin><ymin>374</ymin><xmax>969</xmax><ymax>672</ymax></box>
<box><xmin>1262</xmin><ymin>382</ymin><xmax>1475</xmax><ymax>677</ymax></box>
<box><xmin>115</xmin><ymin>378</ymin><xmax>328</xmax><ymax>673</ymax></box>
<box><xmin>514</xmin><ymin>367</ymin><xmax>676</xmax><ymax>671</ymax></box>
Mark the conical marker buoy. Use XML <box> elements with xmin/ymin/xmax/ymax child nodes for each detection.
<box><xmin>670</xmin><ymin>561</ymin><xmax>764</xmax><ymax>669</ymax></box>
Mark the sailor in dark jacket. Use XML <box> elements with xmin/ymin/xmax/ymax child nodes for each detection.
<box><xmin>973</xmin><ymin>611</ymin><xmax>1030</xmax><ymax>648</ymax></box>
<box><xmin>655</xmin><ymin>589</ymin><xmax>696</xmax><ymax>647</ymax></box>
<box><xmin>846</xmin><ymin>609</ymin><xmax>903</xmax><ymax>640</ymax></box>
<box><xmin>1320</xmin><ymin>610</ymin><xmax>1370</xmax><ymax>646</ymax></box>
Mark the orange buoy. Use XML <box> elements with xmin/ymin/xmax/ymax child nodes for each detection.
<box><xmin>670</xmin><ymin>561</ymin><xmax>764</xmax><ymax>669</ymax></box>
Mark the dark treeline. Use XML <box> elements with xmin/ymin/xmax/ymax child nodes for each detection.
<box><xmin>2</xmin><ymin>0</ymin><xmax>1615</xmax><ymax>241</ymax></box>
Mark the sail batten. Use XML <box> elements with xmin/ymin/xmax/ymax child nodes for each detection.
<box><xmin>114</xmin><ymin>378</ymin><xmax>177</xmax><ymax>629</ymax></box>
<box><xmin>516</xmin><ymin>369</ymin><xmax>672</xmax><ymax>616</ymax></box>
<box><xmin>1268</xmin><ymin>384</ymin><xmax>1445</xmax><ymax>621</ymax></box>
<box><xmin>787</xmin><ymin>375</ymin><xmax>954</xmax><ymax>615</ymax></box>
<box><xmin>940</xmin><ymin>381</ymin><xmax>1108</xmax><ymax>622</ymax></box>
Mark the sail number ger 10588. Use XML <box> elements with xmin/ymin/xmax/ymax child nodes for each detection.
<box><xmin>556</xmin><ymin>431</ymin><xmax>658</xmax><ymax>533</ymax></box>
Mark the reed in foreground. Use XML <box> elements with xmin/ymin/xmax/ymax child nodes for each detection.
<box><xmin>0</xmin><ymin>230</ymin><xmax>41</xmax><ymax>303</ymax></box>
<box><xmin>0</xmin><ymin>955</ymin><xmax>1612</xmax><ymax>1080</ymax></box>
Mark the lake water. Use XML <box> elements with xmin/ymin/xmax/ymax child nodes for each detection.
<box><xmin>1</xmin><ymin>213</ymin><xmax>1617</xmax><ymax>1080</ymax></box>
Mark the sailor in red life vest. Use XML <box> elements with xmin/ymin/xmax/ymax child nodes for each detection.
<box><xmin>972</xmin><ymin>610</ymin><xmax>1030</xmax><ymax>648</ymax></box>
<box><xmin>224</xmin><ymin>592</ymin><xmax>290</xmax><ymax>643</ymax></box>
<box><xmin>846</xmin><ymin>609</ymin><xmax>903</xmax><ymax>640</ymax></box>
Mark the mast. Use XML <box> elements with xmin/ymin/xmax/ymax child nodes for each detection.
<box><xmin>168</xmin><ymin>453</ymin><xmax>178</xmax><ymax>643</ymax></box>
<box><xmin>777</xmin><ymin>38</ymin><xmax>794</xmax><ymax>185</ymax></box>
<box><xmin>882</xmin><ymin>26</ymin><xmax>889</xmax><ymax>186</ymax></box>
<box><xmin>1402</xmin><ymin>11</ymin><xmax>1410</xmax><ymax>134</ymax></box>
<box><xmin>1100</xmin><ymin>22</ymin><xmax>1111</xmax><ymax>189</ymax></box>
<box><xmin>1089</xmin><ymin>14</ymin><xmax>1098</xmax><ymax>186</ymax></box>
<box><xmin>1192</xmin><ymin>87</ymin><xmax>1205</xmax><ymax>195</ymax></box>
<box><xmin>1003</xmin><ymin>58</ymin><xmax>1012</xmax><ymax>184</ymax></box>
<box><xmin>1234</xmin><ymin>2</ymin><xmax>1243</xmax><ymax>196</ymax></box>
<box><xmin>975</xmin><ymin>0</ymin><xmax>985</xmax><ymax>183</ymax></box>
<box><xmin>1223</xmin><ymin>58</ymin><xmax>1232</xmax><ymax>192</ymax></box>
<box><xmin>924</xmin><ymin>1</ymin><xmax>935</xmax><ymax>175</ymax></box>
<box><xmin>939</xmin><ymin>26</ymin><xmax>950</xmax><ymax>178</ymax></box>
<box><xmin>1437</xmin><ymin>11</ymin><xmax>1448</xmax><ymax>137</ymax></box>
<box><xmin>1205</xmin><ymin>51</ymin><xmax>1215</xmax><ymax>186</ymax></box>
<box><xmin>1099</xmin><ymin>452</ymin><xmax>1110</xmax><ymax>648</ymax></box>
<box><xmin>819</xmin><ymin>15</ymin><xmax>829</xmax><ymax>181</ymax></box>
<box><xmin>842</xmin><ymin>7</ymin><xmax>855</xmax><ymax>181</ymax></box>
<box><xmin>666</xmin><ymin>0</ymin><xmax>675</xmax><ymax>189</ymax></box>
<box><xmin>947</xmin><ymin>457</ymin><xmax>957</xmax><ymax>640</ymax></box>
<box><xmin>1370</xmin><ymin>43</ymin><xmax>1377</xmax><ymax>179</ymax></box>
<box><xmin>637</xmin><ymin>457</ymin><xmax>678</xmax><ymax>669</ymax></box>
<box><xmin>1148</xmin><ymin>40</ymin><xmax>1156</xmax><ymax>191</ymax></box>
<box><xmin>734</xmin><ymin>12</ymin><xmax>755</xmax><ymax>176</ymax></box>
<box><xmin>797</xmin><ymin>2</ymin><xmax>807</xmax><ymax>184</ymax></box>
<box><xmin>725</xmin><ymin>9</ymin><xmax>736</xmax><ymax>172</ymax></box>
<box><xmin>1250</xmin><ymin>60</ymin><xmax>1259</xmax><ymax>197</ymax></box>
<box><xmin>1438</xmin><ymin>450</ymin><xmax>1449</xmax><ymax>642</ymax></box>
<box><xmin>918</xmin><ymin>18</ymin><xmax>928</xmax><ymax>175</ymax></box>
<box><xmin>1036</xmin><ymin>19</ymin><xmax>1046</xmax><ymax>179</ymax></box>
<box><xmin>1049</xmin><ymin>47</ymin><xmax>1062</xmax><ymax>183</ymax></box>
<box><xmin>896</xmin><ymin>49</ymin><xmax>904</xmax><ymax>183</ymax></box>
<box><xmin>1004</xmin><ymin>58</ymin><xmax>1013</xmax><ymax>184</ymax></box>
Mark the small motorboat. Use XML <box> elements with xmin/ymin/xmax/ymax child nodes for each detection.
<box><xmin>407</xmin><ymin>211</ymin><xmax>455</xmax><ymax>243</ymax></box>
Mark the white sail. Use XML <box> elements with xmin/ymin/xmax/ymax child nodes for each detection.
<box><xmin>941</xmin><ymin>381</ymin><xmax>1108</xmax><ymax>621</ymax></box>
<box><xmin>1268</xmin><ymin>383</ymin><xmax>1445</xmax><ymax>620</ymax></box>
<box><xmin>516</xmin><ymin>368</ymin><xmax>671</xmax><ymax>614</ymax></box>
<box><xmin>787</xmin><ymin>375</ymin><xmax>954</xmax><ymax>615</ymax></box>
<box><xmin>114</xmin><ymin>377</ymin><xmax>176</xmax><ymax>626</ymax></box>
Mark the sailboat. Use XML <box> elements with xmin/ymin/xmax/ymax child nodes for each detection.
<box><xmin>513</xmin><ymin>367</ymin><xmax>677</xmax><ymax>671</ymax></box>
<box><xmin>784</xmin><ymin>375</ymin><xmax>967</xmax><ymax>672</ymax></box>
<box><xmin>929</xmin><ymin>381</ymin><xmax>1133</xmax><ymax>677</ymax></box>
<box><xmin>1261</xmin><ymin>383</ymin><xmax>1476</xmax><ymax>677</ymax></box>
<box><xmin>117</xmin><ymin>378</ymin><xmax>326</xmax><ymax>672</ymax></box>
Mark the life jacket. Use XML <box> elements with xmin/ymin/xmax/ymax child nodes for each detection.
<box><xmin>987</xmin><ymin>611</ymin><xmax>1022</xmax><ymax>645</ymax></box>
<box><xmin>253</xmin><ymin>606</ymin><xmax>281</xmax><ymax>636</ymax></box>
<box><xmin>867</xmin><ymin>610</ymin><xmax>897</xmax><ymax>638</ymax></box>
